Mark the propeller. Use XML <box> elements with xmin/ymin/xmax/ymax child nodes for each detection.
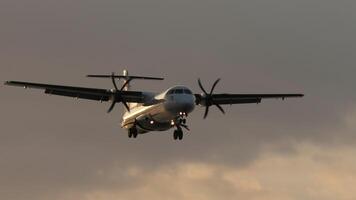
<box><xmin>107</xmin><ymin>72</ymin><xmax>130</xmax><ymax>113</ymax></box>
<box><xmin>198</xmin><ymin>78</ymin><xmax>225</xmax><ymax>119</ymax></box>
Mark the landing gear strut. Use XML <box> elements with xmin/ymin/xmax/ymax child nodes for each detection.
<box><xmin>128</xmin><ymin>127</ymin><xmax>138</xmax><ymax>138</ymax></box>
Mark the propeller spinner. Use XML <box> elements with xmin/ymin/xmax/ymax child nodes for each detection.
<box><xmin>198</xmin><ymin>78</ymin><xmax>225</xmax><ymax>119</ymax></box>
<box><xmin>107</xmin><ymin>72</ymin><xmax>130</xmax><ymax>113</ymax></box>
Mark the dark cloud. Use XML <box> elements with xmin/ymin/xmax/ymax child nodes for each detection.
<box><xmin>1</xmin><ymin>0</ymin><xmax>355</xmax><ymax>199</ymax></box>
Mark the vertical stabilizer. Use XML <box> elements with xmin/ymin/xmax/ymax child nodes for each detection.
<box><xmin>122</xmin><ymin>69</ymin><xmax>130</xmax><ymax>91</ymax></box>
<box><xmin>122</xmin><ymin>69</ymin><xmax>135</xmax><ymax>110</ymax></box>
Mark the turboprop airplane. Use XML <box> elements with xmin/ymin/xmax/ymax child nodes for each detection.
<box><xmin>5</xmin><ymin>70</ymin><xmax>304</xmax><ymax>140</ymax></box>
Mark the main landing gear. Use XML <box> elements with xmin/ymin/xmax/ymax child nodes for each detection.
<box><xmin>128</xmin><ymin>127</ymin><xmax>138</xmax><ymax>138</ymax></box>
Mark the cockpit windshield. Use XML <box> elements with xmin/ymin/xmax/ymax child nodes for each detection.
<box><xmin>184</xmin><ymin>89</ymin><xmax>192</xmax><ymax>94</ymax></box>
<box><xmin>175</xmin><ymin>89</ymin><xmax>184</xmax><ymax>94</ymax></box>
<box><xmin>167</xmin><ymin>88</ymin><xmax>193</xmax><ymax>95</ymax></box>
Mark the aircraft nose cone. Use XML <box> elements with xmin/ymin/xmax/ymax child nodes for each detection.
<box><xmin>165</xmin><ymin>94</ymin><xmax>195</xmax><ymax>115</ymax></box>
<box><xmin>179</xmin><ymin>98</ymin><xmax>195</xmax><ymax>113</ymax></box>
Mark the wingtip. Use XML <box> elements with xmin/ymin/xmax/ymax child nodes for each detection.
<box><xmin>4</xmin><ymin>81</ymin><xmax>10</xmax><ymax>85</ymax></box>
<box><xmin>86</xmin><ymin>74</ymin><xmax>97</xmax><ymax>77</ymax></box>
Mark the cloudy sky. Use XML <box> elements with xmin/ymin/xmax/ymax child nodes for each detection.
<box><xmin>1</xmin><ymin>0</ymin><xmax>355</xmax><ymax>199</ymax></box>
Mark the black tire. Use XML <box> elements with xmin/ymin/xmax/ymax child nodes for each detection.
<box><xmin>129</xmin><ymin>127</ymin><xmax>138</xmax><ymax>138</ymax></box>
<box><xmin>173</xmin><ymin>130</ymin><xmax>178</xmax><ymax>140</ymax></box>
<box><xmin>178</xmin><ymin>130</ymin><xmax>183</xmax><ymax>140</ymax></box>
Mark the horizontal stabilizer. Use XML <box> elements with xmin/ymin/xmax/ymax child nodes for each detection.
<box><xmin>87</xmin><ymin>74</ymin><xmax>164</xmax><ymax>80</ymax></box>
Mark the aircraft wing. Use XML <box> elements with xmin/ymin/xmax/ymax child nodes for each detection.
<box><xmin>4</xmin><ymin>81</ymin><xmax>146</xmax><ymax>103</ymax></box>
<box><xmin>195</xmin><ymin>93</ymin><xmax>304</xmax><ymax>105</ymax></box>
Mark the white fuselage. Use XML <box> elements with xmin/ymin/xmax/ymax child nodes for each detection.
<box><xmin>121</xmin><ymin>86</ymin><xmax>195</xmax><ymax>134</ymax></box>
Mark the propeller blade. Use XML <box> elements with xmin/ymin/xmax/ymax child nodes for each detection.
<box><xmin>107</xmin><ymin>101</ymin><xmax>116</xmax><ymax>113</ymax></box>
<box><xmin>198</xmin><ymin>78</ymin><xmax>224</xmax><ymax>119</ymax></box>
<box><xmin>120</xmin><ymin>78</ymin><xmax>132</xmax><ymax>91</ymax></box>
<box><xmin>122</xmin><ymin>101</ymin><xmax>130</xmax><ymax>112</ymax></box>
<box><xmin>203</xmin><ymin>106</ymin><xmax>210</xmax><ymax>119</ymax></box>
<box><xmin>198</xmin><ymin>78</ymin><xmax>208</xmax><ymax>95</ymax></box>
<box><xmin>210</xmin><ymin>78</ymin><xmax>220</xmax><ymax>95</ymax></box>
<box><xmin>215</xmin><ymin>103</ymin><xmax>225</xmax><ymax>114</ymax></box>
<box><xmin>111</xmin><ymin>72</ymin><xmax>118</xmax><ymax>90</ymax></box>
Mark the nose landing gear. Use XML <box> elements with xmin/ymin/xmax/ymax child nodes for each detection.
<box><xmin>128</xmin><ymin>127</ymin><xmax>138</xmax><ymax>138</ymax></box>
<box><xmin>173</xmin><ymin>114</ymin><xmax>190</xmax><ymax>140</ymax></box>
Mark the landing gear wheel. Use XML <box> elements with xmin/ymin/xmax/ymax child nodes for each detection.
<box><xmin>173</xmin><ymin>130</ymin><xmax>178</xmax><ymax>140</ymax></box>
<box><xmin>129</xmin><ymin>127</ymin><xmax>138</xmax><ymax>138</ymax></box>
<box><xmin>178</xmin><ymin>130</ymin><xmax>183</xmax><ymax>140</ymax></box>
<box><xmin>173</xmin><ymin>129</ymin><xmax>183</xmax><ymax>140</ymax></box>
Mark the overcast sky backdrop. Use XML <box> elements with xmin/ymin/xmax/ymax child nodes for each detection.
<box><xmin>1</xmin><ymin>0</ymin><xmax>356</xmax><ymax>200</ymax></box>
